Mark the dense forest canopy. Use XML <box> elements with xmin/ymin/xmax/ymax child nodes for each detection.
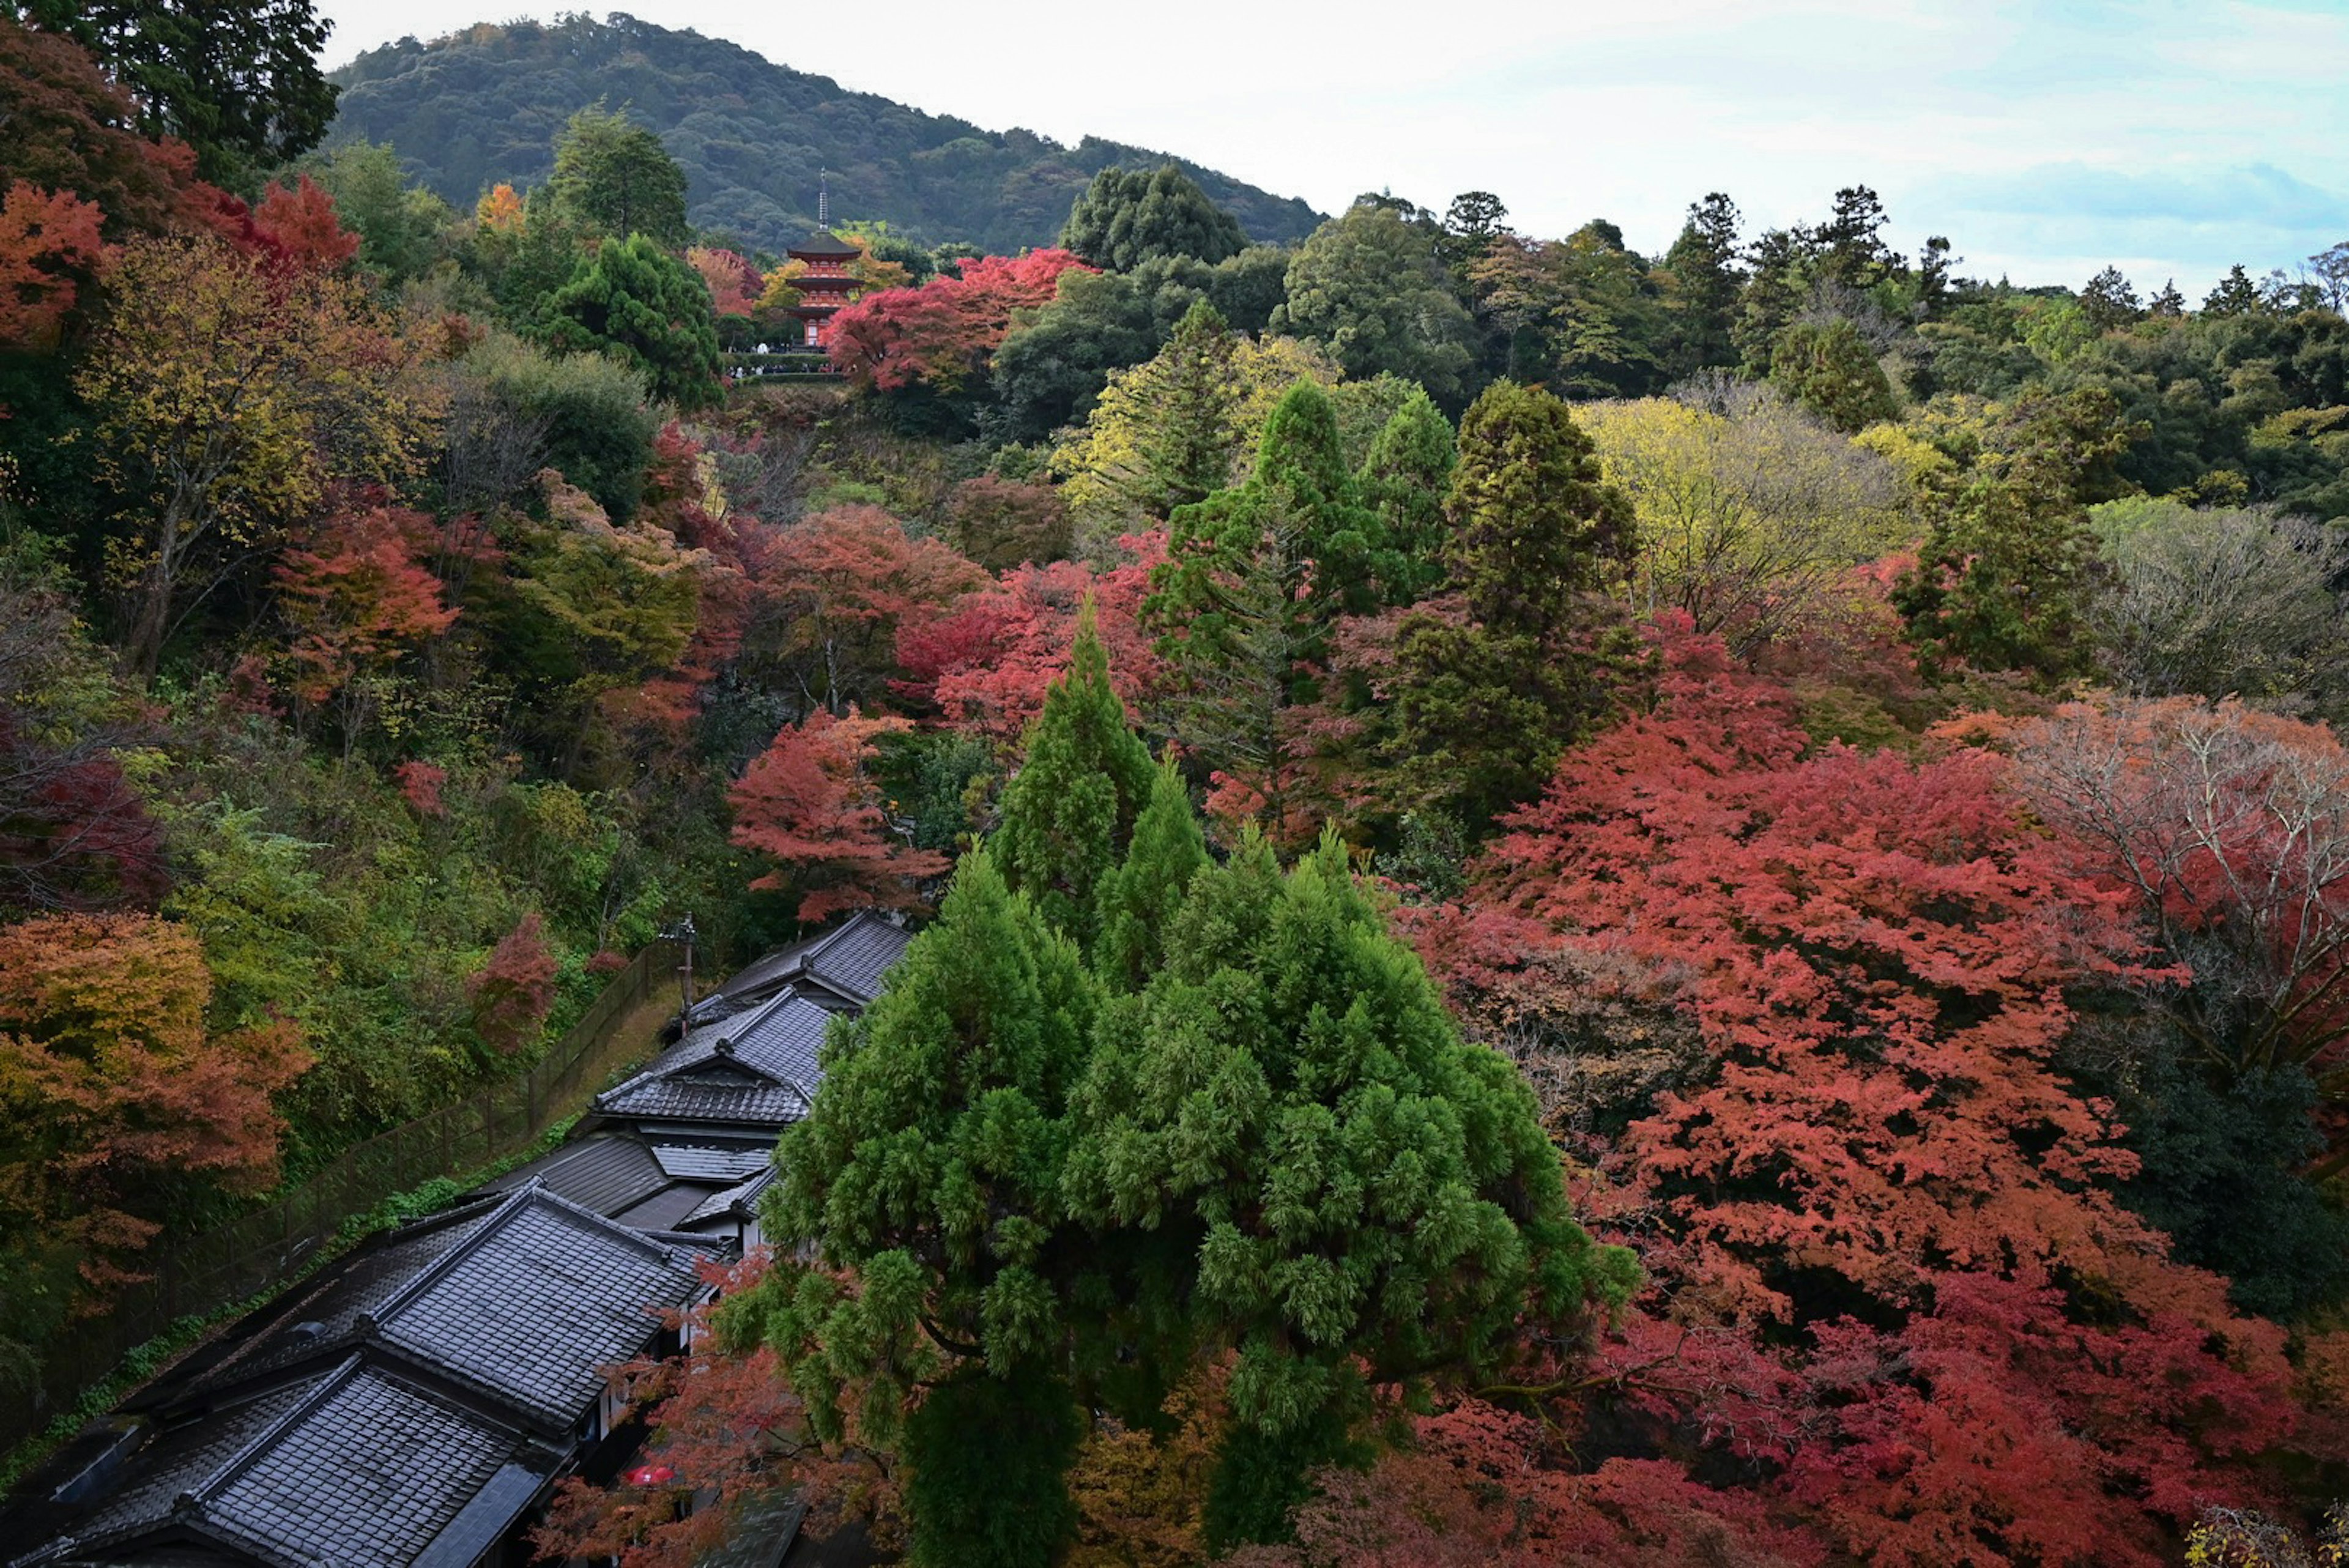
<box><xmin>10</xmin><ymin>1</ymin><xmax>2349</xmax><ymax>1565</ymax></box>
<box><xmin>326</xmin><ymin>13</ymin><xmax>1326</xmax><ymax>255</ymax></box>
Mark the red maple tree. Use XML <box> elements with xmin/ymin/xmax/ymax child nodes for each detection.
<box><xmin>1422</xmin><ymin>617</ymin><xmax>2299</xmax><ymax>1564</ymax></box>
<box><xmin>246</xmin><ymin>173</ymin><xmax>360</xmax><ymax>273</ymax></box>
<box><xmin>756</xmin><ymin>505</ymin><xmax>987</xmax><ymax>713</ymax></box>
<box><xmin>894</xmin><ymin>532</ymin><xmax>1166</xmax><ymax>743</ymax></box>
<box><xmin>825</xmin><ymin>249</ymin><xmax>1091</xmax><ymax>393</ymax></box>
<box><xmin>729</xmin><ymin>707</ymin><xmax>948</xmax><ymax>921</ymax></box>
<box><xmin>467</xmin><ymin>912</ymin><xmax>558</xmax><ymax>1057</ymax></box>
<box><xmin>273</xmin><ymin>502</ymin><xmax>459</xmax><ymax>707</ymax></box>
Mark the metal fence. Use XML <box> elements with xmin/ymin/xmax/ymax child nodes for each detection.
<box><xmin>6</xmin><ymin>938</ymin><xmax>681</xmax><ymax>1455</ymax></box>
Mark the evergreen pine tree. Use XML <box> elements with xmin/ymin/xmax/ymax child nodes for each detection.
<box><xmin>995</xmin><ymin>600</ymin><xmax>1157</xmax><ymax>944</ymax></box>
<box><xmin>762</xmin><ymin>847</ymin><xmax>1099</xmax><ymax>1567</ymax></box>
<box><xmin>1064</xmin><ymin>829</ymin><xmax>1639</xmax><ymax>1548</ymax></box>
<box><xmin>1091</xmin><ymin>755</ymin><xmax>1208</xmax><ymax>993</ymax></box>
<box><xmin>1150</xmin><ymin>381</ymin><xmax>1386</xmax><ymax>684</ymax></box>
<box><xmin>1356</xmin><ymin>387</ymin><xmax>1457</xmax><ymax>603</ymax></box>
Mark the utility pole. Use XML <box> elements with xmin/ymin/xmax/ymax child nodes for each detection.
<box><xmin>661</xmin><ymin>913</ymin><xmax>698</xmax><ymax>1022</ymax></box>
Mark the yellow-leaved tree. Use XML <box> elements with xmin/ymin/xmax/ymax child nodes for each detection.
<box><xmin>75</xmin><ymin>234</ymin><xmax>441</xmax><ymax>676</ymax></box>
<box><xmin>1581</xmin><ymin>388</ymin><xmax>1910</xmax><ymax>653</ymax></box>
<box><xmin>1050</xmin><ymin>299</ymin><xmax>1338</xmax><ymax>549</ymax></box>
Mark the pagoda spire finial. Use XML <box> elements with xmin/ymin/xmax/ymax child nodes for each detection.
<box><xmin>818</xmin><ymin>169</ymin><xmax>829</xmax><ymax>229</ymax></box>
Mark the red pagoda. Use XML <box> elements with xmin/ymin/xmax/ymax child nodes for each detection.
<box><xmin>785</xmin><ymin>229</ymin><xmax>859</xmax><ymax>350</ymax></box>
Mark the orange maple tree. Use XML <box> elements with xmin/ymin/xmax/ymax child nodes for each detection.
<box><xmin>0</xmin><ymin>912</ymin><xmax>307</xmax><ymax>1283</ymax></box>
<box><xmin>1422</xmin><ymin>617</ymin><xmax>2301</xmax><ymax>1566</ymax></box>
<box><xmin>729</xmin><ymin>707</ymin><xmax>947</xmax><ymax>921</ymax></box>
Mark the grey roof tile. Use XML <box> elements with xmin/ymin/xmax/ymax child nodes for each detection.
<box><xmin>482</xmin><ymin>1133</ymin><xmax>669</xmax><ymax>1216</ymax></box>
<box><xmin>612</xmin><ymin>1181</ymin><xmax>732</xmax><ymax>1233</ymax></box>
<box><xmin>49</xmin><ymin>1360</ymin><xmax>560</xmax><ymax>1568</ymax></box>
<box><xmin>598</xmin><ymin>989</ymin><xmax>836</xmax><ymax>1132</ymax></box>
<box><xmin>679</xmin><ymin>1168</ymin><xmax>776</xmax><ymax>1231</ymax></box>
<box><xmin>366</xmin><ymin>1188</ymin><xmax>714</xmax><ymax>1428</ymax></box>
<box><xmin>649</xmin><ymin>1143</ymin><xmax>773</xmax><ymax>1183</ymax></box>
<box><xmin>684</xmin><ymin>912</ymin><xmax>908</xmax><ymax>1028</ymax></box>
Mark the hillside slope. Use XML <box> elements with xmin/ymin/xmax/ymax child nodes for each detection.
<box><xmin>329</xmin><ymin>13</ymin><xmax>1324</xmax><ymax>255</ymax></box>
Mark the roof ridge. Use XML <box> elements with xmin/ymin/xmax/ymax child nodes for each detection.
<box><xmin>363</xmin><ymin>1183</ymin><xmax>545</xmax><ymax>1328</ymax></box>
<box><xmin>514</xmin><ymin>1179</ymin><xmax>711</xmax><ymax>1269</ymax></box>
<box><xmin>186</xmin><ymin>1354</ymin><xmax>366</xmax><ymax>1520</ymax></box>
<box><xmin>351</xmin><ymin>1336</ymin><xmax>575</xmax><ymax>1438</ymax></box>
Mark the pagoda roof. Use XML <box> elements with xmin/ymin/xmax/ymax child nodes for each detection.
<box><xmin>787</xmin><ymin>229</ymin><xmax>862</xmax><ymax>261</ymax></box>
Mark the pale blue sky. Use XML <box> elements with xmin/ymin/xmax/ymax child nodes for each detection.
<box><xmin>319</xmin><ymin>0</ymin><xmax>2349</xmax><ymax>294</ymax></box>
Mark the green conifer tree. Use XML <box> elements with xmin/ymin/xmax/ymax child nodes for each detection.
<box><xmin>1356</xmin><ymin>387</ymin><xmax>1457</xmax><ymax>602</ymax></box>
<box><xmin>1090</xmin><ymin>755</ymin><xmax>1207</xmax><ymax>994</ymax></box>
<box><xmin>1064</xmin><ymin>828</ymin><xmax>1639</xmax><ymax>1548</ymax></box>
<box><xmin>1766</xmin><ymin>317</ymin><xmax>1900</xmax><ymax>432</ymax></box>
<box><xmin>1441</xmin><ymin>379</ymin><xmax>1632</xmax><ymax>634</ymax></box>
<box><xmin>1134</xmin><ymin>299</ymin><xmax>1244</xmax><ymax>515</ymax></box>
<box><xmin>762</xmin><ymin>847</ymin><xmax>1099</xmax><ymax>1567</ymax></box>
<box><xmin>542</xmin><ymin>232</ymin><xmax>722</xmax><ymax>410</ymax></box>
<box><xmin>994</xmin><ymin>600</ymin><xmax>1156</xmax><ymax>945</ymax></box>
<box><xmin>1382</xmin><ymin>380</ymin><xmax>1638</xmax><ymax>828</ymax></box>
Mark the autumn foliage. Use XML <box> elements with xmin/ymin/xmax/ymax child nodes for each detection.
<box><xmin>466</xmin><ymin>912</ymin><xmax>558</xmax><ymax>1057</ymax></box>
<box><xmin>894</xmin><ymin>532</ymin><xmax>1166</xmax><ymax>742</ymax></box>
<box><xmin>729</xmin><ymin>708</ymin><xmax>949</xmax><ymax>920</ymax></box>
<box><xmin>826</xmin><ymin>248</ymin><xmax>1093</xmax><ymax>392</ymax></box>
<box><xmin>0</xmin><ymin>913</ymin><xmax>308</xmax><ymax>1276</ymax></box>
<box><xmin>0</xmin><ymin>181</ymin><xmax>111</xmax><ymax>350</ymax></box>
<box><xmin>1403</xmin><ymin>618</ymin><xmax>2304</xmax><ymax>1564</ymax></box>
<box><xmin>273</xmin><ymin>502</ymin><xmax>459</xmax><ymax>704</ymax></box>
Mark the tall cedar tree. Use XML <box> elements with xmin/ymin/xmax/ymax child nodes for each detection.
<box><xmin>1064</xmin><ymin>828</ymin><xmax>1640</xmax><ymax>1547</ymax></box>
<box><xmin>759</xmin><ymin>847</ymin><xmax>1099</xmax><ymax>1568</ymax></box>
<box><xmin>1060</xmin><ymin>164</ymin><xmax>1247</xmax><ymax>272</ymax></box>
<box><xmin>543</xmin><ymin>232</ymin><xmax>723</xmax><ymax>411</ymax></box>
<box><xmin>18</xmin><ymin>0</ymin><xmax>336</xmax><ymax>184</ymax></box>
<box><xmin>1658</xmin><ymin>192</ymin><xmax>1745</xmax><ymax>379</ymax></box>
<box><xmin>1089</xmin><ymin>755</ymin><xmax>1206</xmax><ymax>994</ymax></box>
<box><xmin>993</xmin><ymin>601</ymin><xmax>1156</xmax><ymax>945</ymax></box>
<box><xmin>1135</xmin><ymin>299</ymin><xmax>1244</xmax><ymax>514</ymax></box>
<box><xmin>1151</xmin><ymin>380</ymin><xmax>1388</xmax><ymax>706</ymax></box>
<box><xmin>1384</xmin><ymin>379</ymin><xmax>1636</xmax><ymax>828</ymax></box>
<box><xmin>1894</xmin><ymin>387</ymin><xmax>2139</xmax><ymax>682</ymax></box>
<box><xmin>1356</xmin><ymin>385</ymin><xmax>1458</xmax><ymax>603</ymax></box>
<box><xmin>549</xmin><ymin>104</ymin><xmax>690</xmax><ymax>245</ymax></box>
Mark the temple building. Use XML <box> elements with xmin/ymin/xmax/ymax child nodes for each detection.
<box><xmin>784</xmin><ymin>229</ymin><xmax>860</xmax><ymax>350</ymax></box>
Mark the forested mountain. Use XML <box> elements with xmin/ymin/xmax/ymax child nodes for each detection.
<box><xmin>327</xmin><ymin>12</ymin><xmax>1323</xmax><ymax>254</ymax></box>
